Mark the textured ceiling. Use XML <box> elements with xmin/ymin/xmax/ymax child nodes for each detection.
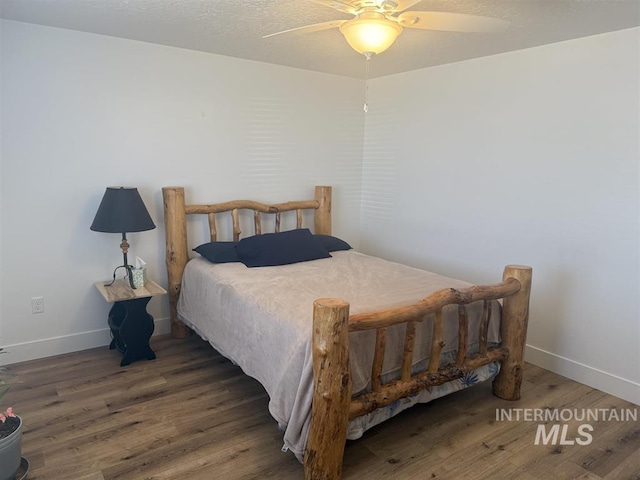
<box><xmin>1</xmin><ymin>0</ymin><xmax>639</xmax><ymax>79</ymax></box>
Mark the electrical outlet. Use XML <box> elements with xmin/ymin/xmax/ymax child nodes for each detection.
<box><xmin>31</xmin><ymin>296</ymin><xmax>44</xmax><ymax>314</ymax></box>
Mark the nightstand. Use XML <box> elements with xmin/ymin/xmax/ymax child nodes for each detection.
<box><xmin>95</xmin><ymin>279</ymin><xmax>167</xmax><ymax>367</ymax></box>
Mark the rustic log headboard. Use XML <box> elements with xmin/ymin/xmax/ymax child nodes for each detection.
<box><xmin>162</xmin><ymin>185</ymin><xmax>332</xmax><ymax>338</ymax></box>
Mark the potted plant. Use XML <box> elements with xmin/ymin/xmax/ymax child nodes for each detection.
<box><xmin>0</xmin><ymin>348</ymin><xmax>23</xmax><ymax>480</ymax></box>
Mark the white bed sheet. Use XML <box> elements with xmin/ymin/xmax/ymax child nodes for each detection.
<box><xmin>177</xmin><ymin>251</ymin><xmax>500</xmax><ymax>460</ymax></box>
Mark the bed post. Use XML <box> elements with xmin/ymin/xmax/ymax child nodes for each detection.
<box><xmin>162</xmin><ymin>187</ymin><xmax>190</xmax><ymax>339</ymax></box>
<box><xmin>492</xmin><ymin>265</ymin><xmax>533</xmax><ymax>401</ymax></box>
<box><xmin>304</xmin><ymin>298</ymin><xmax>351</xmax><ymax>480</ymax></box>
<box><xmin>315</xmin><ymin>186</ymin><xmax>332</xmax><ymax>235</ymax></box>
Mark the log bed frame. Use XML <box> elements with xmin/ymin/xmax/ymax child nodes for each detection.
<box><xmin>162</xmin><ymin>185</ymin><xmax>532</xmax><ymax>480</ymax></box>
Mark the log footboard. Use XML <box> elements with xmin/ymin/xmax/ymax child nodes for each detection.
<box><xmin>304</xmin><ymin>265</ymin><xmax>532</xmax><ymax>480</ymax></box>
<box><xmin>305</xmin><ymin>299</ymin><xmax>352</xmax><ymax>480</ymax></box>
<box><xmin>162</xmin><ymin>186</ymin><xmax>532</xmax><ymax>480</ymax></box>
<box><xmin>492</xmin><ymin>265</ymin><xmax>533</xmax><ymax>401</ymax></box>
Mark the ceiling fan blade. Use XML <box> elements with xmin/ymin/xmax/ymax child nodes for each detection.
<box><xmin>308</xmin><ymin>0</ymin><xmax>359</xmax><ymax>15</ymax></box>
<box><xmin>397</xmin><ymin>11</ymin><xmax>510</xmax><ymax>32</ymax></box>
<box><xmin>263</xmin><ymin>20</ymin><xmax>346</xmax><ymax>38</ymax></box>
<box><xmin>391</xmin><ymin>0</ymin><xmax>424</xmax><ymax>13</ymax></box>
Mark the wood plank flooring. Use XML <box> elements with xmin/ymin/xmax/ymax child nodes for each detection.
<box><xmin>2</xmin><ymin>335</ymin><xmax>638</xmax><ymax>479</ymax></box>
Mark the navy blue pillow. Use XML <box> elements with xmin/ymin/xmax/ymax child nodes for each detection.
<box><xmin>236</xmin><ymin>229</ymin><xmax>331</xmax><ymax>267</ymax></box>
<box><xmin>314</xmin><ymin>234</ymin><xmax>352</xmax><ymax>252</ymax></box>
<box><xmin>193</xmin><ymin>242</ymin><xmax>240</xmax><ymax>264</ymax></box>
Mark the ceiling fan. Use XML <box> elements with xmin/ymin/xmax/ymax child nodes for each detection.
<box><xmin>264</xmin><ymin>0</ymin><xmax>510</xmax><ymax>56</ymax></box>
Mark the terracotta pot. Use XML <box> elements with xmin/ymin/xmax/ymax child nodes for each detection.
<box><xmin>0</xmin><ymin>416</ymin><xmax>22</xmax><ymax>480</ymax></box>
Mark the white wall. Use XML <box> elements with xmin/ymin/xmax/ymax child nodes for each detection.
<box><xmin>0</xmin><ymin>21</ymin><xmax>4</xmax><ymax>339</ymax></box>
<box><xmin>361</xmin><ymin>28</ymin><xmax>639</xmax><ymax>404</ymax></box>
<box><xmin>2</xmin><ymin>18</ymin><xmax>638</xmax><ymax>405</ymax></box>
<box><xmin>0</xmin><ymin>20</ymin><xmax>364</xmax><ymax>362</ymax></box>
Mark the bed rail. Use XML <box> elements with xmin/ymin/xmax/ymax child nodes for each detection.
<box><xmin>304</xmin><ymin>264</ymin><xmax>532</xmax><ymax>480</ymax></box>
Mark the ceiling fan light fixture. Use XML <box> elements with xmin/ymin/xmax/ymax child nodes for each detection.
<box><xmin>339</xmin><ymin>12</ymin><xmax>403</xmax><ymax>55</ymax></box>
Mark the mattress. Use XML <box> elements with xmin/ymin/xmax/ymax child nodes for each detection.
<box><xmin>177</xmin><ymin>251</ymin><xmax>501</xmax><ymax>460</ymax></box>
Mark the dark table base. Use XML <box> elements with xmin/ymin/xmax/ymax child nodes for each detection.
<box><xmin>108</xmin><ymin>297</ymin><xmax>156</xmax><ymax>367</ymax></box>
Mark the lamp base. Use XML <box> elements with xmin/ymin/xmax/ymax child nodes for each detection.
<box><xmin>105</xmin><ymin>264</ymin><xmax>136</xmax><ymax>289</ymax></box>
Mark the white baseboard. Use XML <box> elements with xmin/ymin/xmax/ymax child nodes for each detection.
<box><xmin>525</xmin><ymin>344</ymin><xmax>640</xmax><ymax>406</ymax></box>
<box><xmin>0</xmin><ymin>317</ymin><xmax>171</xmax><ymax>366</ymax></box>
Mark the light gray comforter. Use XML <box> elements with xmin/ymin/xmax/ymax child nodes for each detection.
<box><xmin>177</xmin><ymin>251</ymin><xmax>500</xmax><ymax>460</ymax></box>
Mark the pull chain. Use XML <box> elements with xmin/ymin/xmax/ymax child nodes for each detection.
<box><xmin>363</xmin><ymin>52</ymin><xmax>372</xmax><ymax>113</ymax></box>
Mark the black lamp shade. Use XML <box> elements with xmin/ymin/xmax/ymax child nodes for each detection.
<box><xmin>90</xmin><ymin>187</ymin><xmax>156</xmax><ymax>233</ymax></box>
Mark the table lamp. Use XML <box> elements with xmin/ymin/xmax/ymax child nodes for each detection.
<box><xmin>90</xmin><ymin>187</ymin><xmax>156</xmax><ymax>289</ymax></box>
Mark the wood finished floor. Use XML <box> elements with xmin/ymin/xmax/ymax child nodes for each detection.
<box><xmin>3</xmin><ymin>335</ymin><xmax>638</xmax><ymax>480</ymax></box>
